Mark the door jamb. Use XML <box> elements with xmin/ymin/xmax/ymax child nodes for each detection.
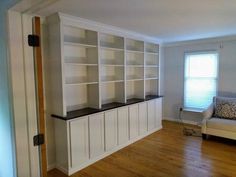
<box><xmin>7</xmin><ymin>10</ymin><xmax>41</xmax><ymax>177</ymax></box>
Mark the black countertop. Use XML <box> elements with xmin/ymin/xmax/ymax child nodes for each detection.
<box><xmin>52</xmin><ymin>95</ymin><xmax>163</xmax><ymax>121</ymax></box>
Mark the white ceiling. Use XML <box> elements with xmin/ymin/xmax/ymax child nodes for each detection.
<box><xmin>36</xmin><ymin>0</ymin><xmax>236</xmax><ymax>43</ymax></box>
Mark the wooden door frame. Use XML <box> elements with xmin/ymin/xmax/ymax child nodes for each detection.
<box><xmin>33</xmin><ymin>16</ymin><xmax>48</xmax><ymax>177</ymax></box>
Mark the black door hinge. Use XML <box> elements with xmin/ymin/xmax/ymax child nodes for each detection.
<box><xmin>33</xmin><ymin>134</ymin><xmax>44</xmax><ymax>146</ymax></box>
<box><xmin>28</xmin><ymin>34</ymin><xmax>40</xmax><ymax>47</ymax></box>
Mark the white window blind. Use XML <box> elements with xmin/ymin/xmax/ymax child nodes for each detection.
<box><xmin>184</xmin><ymin>52</ymin><xmax>218</xmax><ymax>110</ymax></box>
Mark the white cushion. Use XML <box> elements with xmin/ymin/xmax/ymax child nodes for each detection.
<box><xmin>206</xmin><ymin>117</ymin><xmax>236</xmax><ymax>132</ymax></box>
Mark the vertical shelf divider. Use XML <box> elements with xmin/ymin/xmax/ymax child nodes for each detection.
<box><xmin>143</xmin><ymin>42</ymin><xmax>146</xmax><ymax>99</ymax></box>
<box><xmin>158</xmin><ymin>46</ymin><xmax>161</xmax><ymax>96</ymax></box>
<box><xmin>61</xmin><ymin>23</ymin><xmax>67</xmax><ymax>116</ymax></box>
<box><xmin>142</xmin><ymin>41</ymin><xmax>145</xmax><ymax>99</ymax></box>
<box><xmin>97</xmin><ymin>32</ymin><xmax>102</xmax><ymax>109</ymax></box>
<box><xmin>124</xmin><ymin>38</ymin><xmax>127</xmax><ymax>103</ymax></box>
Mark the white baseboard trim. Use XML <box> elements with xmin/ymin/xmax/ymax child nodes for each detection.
<box><xmin>163</xmin><ymin>117</ymin><xmax>200</xmax><ymax>126</ymax></box>
<box><xmin>55</xmin><ymin>165</ymin><xmax>68</xmax><ymax>175</ymax></box>
<box><xmin>47</xmin><ymin>163</ymin><xmax>56</xmax><ymax>171</ymax></box>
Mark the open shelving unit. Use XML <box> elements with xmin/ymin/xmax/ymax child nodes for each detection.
<box><xmin>146</xmin><ymin>53</ymin><xmax>159</xmax><ymax>66</ymax></box>
<box><xmin>145</xmin><ymin>42</ymin><xmax>159</xmax><ymax>53</ymax></box>
<box><xmin>64</xmin><ymin>64</ymin><xmax>98</xmax><ymax>85</ymax></box>
<box><xmin>145</xmin><ymin>79</ymin><xmax>159</xmax><ymax>98</ymax></box>
<box><xmin>126</xmin><ymin>38</ymin><xmax>144</xmax><ymax>52</ymax></box>
<box><xmin>145</xmin><ymin>67</ymin><xmax>158</xmax><ymax>79</ymax></box>
<box><xmin>63</xmin><ymin>25</ymin><xmax>97</xmax><ymax>46</ymax></box>
<box><xmin>100</xmin><ymin>48</ymin><xmax>124</xmax><ymax>66</ymax></box>
<box><xmin>101</xmin><ymin>81</ymin><xmax>125</xmax><ymax>106</ymax></box>
<box><xmin>100</xmin><ymin>33</ymin><xmax>124</xmax><ymax>50</ymax></box>
<box><xmin>126</xmin><ymin>50</ymin><xmax>144</xmax><ymax>66</ymax></box>
<box><xmin>126</xmin><ymin>67</ymin><xmax>144</xmax><ymax>81</ymax></box>
<box><xmin>126</xmin><ymin>80</ymin><xmax>144</xmax><ymax>100</ymax></box>
<box><xmin>63</xmin><ymin>26</ymin><xmax>100</xmax><ymax>114</ymax></box>
<box><xmin>64</xmin><ymin>45</ymin><xmax>98</xmax><ymax>65</ymax></box>
<box><xmin>100</xmin><ymin>65</ymin><xmax>124</xmax><ymax>82</ymax></box>
<box><xmin>48</xmin><ymin>17</ymin><xmax>160</xmax><ymax>117</ymax></box>
<box><xmin>125</xmin><ymin>38</ymin><xmax>145</xmax><ymax>101</ymax></box>
<box><xmin>47</xmin><ymin>14</ymin><xmax>163</xmax><ymax>177</ymax></box>
<box><xmin>65</xmin><ymin>83</ymin><xmax>99</xmax><ymax>111</ymax></box>
<box><xmin>144</xmin><ymin>42</ymin><xmax>159</xmax><ymax>100</ymax></box>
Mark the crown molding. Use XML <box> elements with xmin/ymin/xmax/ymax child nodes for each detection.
<box><xmin>162</xmin><ymin>35</ymin><xmax>236</xmax><ymax>47</ymax></box>
<box><xmin>47</xmin><ymin>12</ymin><xmax>162</xmax><ymax>44</ymax></box>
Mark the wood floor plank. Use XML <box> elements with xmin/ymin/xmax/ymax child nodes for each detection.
<box><xmin>48</xmin><ymin>121</ymin><xmax>236</xmax><ymax>177</ymax></box>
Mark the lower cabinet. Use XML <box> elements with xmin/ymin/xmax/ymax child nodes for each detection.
<box><xmin>147</xmin><ymin>100</ymin><xmax>156</xmax><ymax>131</ymax></box>
<box><xmin>104</xmin><ymin>109</ymin><xmax>118</xmax><ymax>151</ymax></box>
<box><xmin>89</xmin><ymin>113</ymin><xmax>105</xmax><ymax>159</ymax></box>
<box><xmin>54</xmin><ymin>98</ymin><xmax>162</xmax><ymax>175</ymax></box>
<box><xmin>69</xmin><ymin>117</ymin><xmax>89</xmax><ymax>168</ymax></box>
<box><xmin>129</xmin><ymin>104</ymin><xmax>139</xmax><ymax>139</ymax></box>
<box><xmin>117</xmin><ymin>107</ymin><xmax>129</xmax><ymax>145</ymax></box>
<box><xmin>138</xmin><ymin>102</ymin><xmax>148</xmax><ymax>135</ymax></box>
<box><xmin>147</xmin><ymin>98</ymin><xmax>163</xmax><ymax>130</ymax></box>
<box><xmin>155</xmin><ymin>98</ymin><xmax>162</xmax><ymax>128</ymax></box>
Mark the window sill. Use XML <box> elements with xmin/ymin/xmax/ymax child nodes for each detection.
<box><xmin>182</xmin><ymin>108</ymin><xmax>204</xmax><ymax>113</ymax></box>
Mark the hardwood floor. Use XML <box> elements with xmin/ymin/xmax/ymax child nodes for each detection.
<box><xmin>48</xmin><ymin>121</ymin><xmax>236</xmax><ymax>177</ymax></box>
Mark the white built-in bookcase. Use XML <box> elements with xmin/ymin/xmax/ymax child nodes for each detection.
<box><xmin>48</xmin><ymin>13</ymin><xmax>160</xmax><ymax>117</ymax></box>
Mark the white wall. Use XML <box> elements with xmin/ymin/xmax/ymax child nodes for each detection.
<box><xmin>163</xmin><ymin>39</ymin><xmax>236</xmax><ymax>122</ymax></box>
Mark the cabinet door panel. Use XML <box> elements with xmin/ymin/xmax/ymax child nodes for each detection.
<box><xmin>139</xmin><ymin>102</ymin><xmax>148</xmax><ymax>135</ymax></box>
<box><xmin>89</xmin><ymin>113</ymin><xmax>104</xmax><ymax>158</ymax></box>
<box><xmin>69</xmin><ymin>117</ymin><xmax>89</xmax><ymax>167</ymax></box>
<box><xmin>117</xmin><ymin>107</ymin><xmax>129</xmax><ymax>145</ymax></box>
<box><xmin>129</xmin><ymin>104</ymin><xmax>139</xmax><ymax>139</ymax></box>
<box><xmin>155</xmin><ymin>98</ymin><xmax>162</xmax><ymax>127</ymax></box>
<box><xmin>147</xmin><ymin>100</ymin><xmax>156</xmax><ymax>131</ymax></box>
<box><xmin>105</xmin><ymin>110</ymin><xmax>118</xmax><ymax>151</ymax></box>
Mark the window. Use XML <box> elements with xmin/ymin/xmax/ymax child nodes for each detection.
<box><xmin>184</xmin><ymin>51</ymin><xmax>218</xmax><ymax>110</ymax></box>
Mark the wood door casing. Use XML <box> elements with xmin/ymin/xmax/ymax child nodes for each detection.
<box><xmin>33</xmin><ymin>16</ymin><xmax>47</xmax><ymax>177</ymax></box>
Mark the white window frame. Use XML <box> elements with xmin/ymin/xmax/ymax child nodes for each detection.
<box><xmin>183</xmin><ymin>50</ymin><xmax>219</xmax><ymax>110</ymax></box>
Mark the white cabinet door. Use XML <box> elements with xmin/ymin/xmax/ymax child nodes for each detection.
<box><xmin>117</xmin><ymin>107</ymin><xmax>129</xmax><ymax>145</ymax></box>
<box><xmin>89</xmin><ymin>113</ymin><xmax>105</xmax><ymax>158</ymax></box>
<box><xmin>69</xmin><ymin>116</ymin><xmax>89</xmax><ymax>168</ymax></box>
<box><xmin>139</xmin><ymin>102</ymin><xmax>148</xmax><ymax>135</ymax></box>
<box><xmin>155</xmin><ymin>98</ymin><xmax>162</xmax><ymax>128</ymax></box>
<box><xmin>147</xmin><ymin>100</ymin><xmax>156</xmax><ymax>131</ymax></box>
<box><xmin>104</xmin><ymin>109</ymin><xmax>118</xmax><ymax>151</ymax></box>
<box><xmin>129</xmin><ymin>104</ymin><xmax>139</xmax><ymax>139</ymax></box>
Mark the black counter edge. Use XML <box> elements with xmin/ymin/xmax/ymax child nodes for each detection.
<box><xmin>51</xmin><ymin>95</ymin><xmax>163</xmax><ymax>121</ymax></box>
